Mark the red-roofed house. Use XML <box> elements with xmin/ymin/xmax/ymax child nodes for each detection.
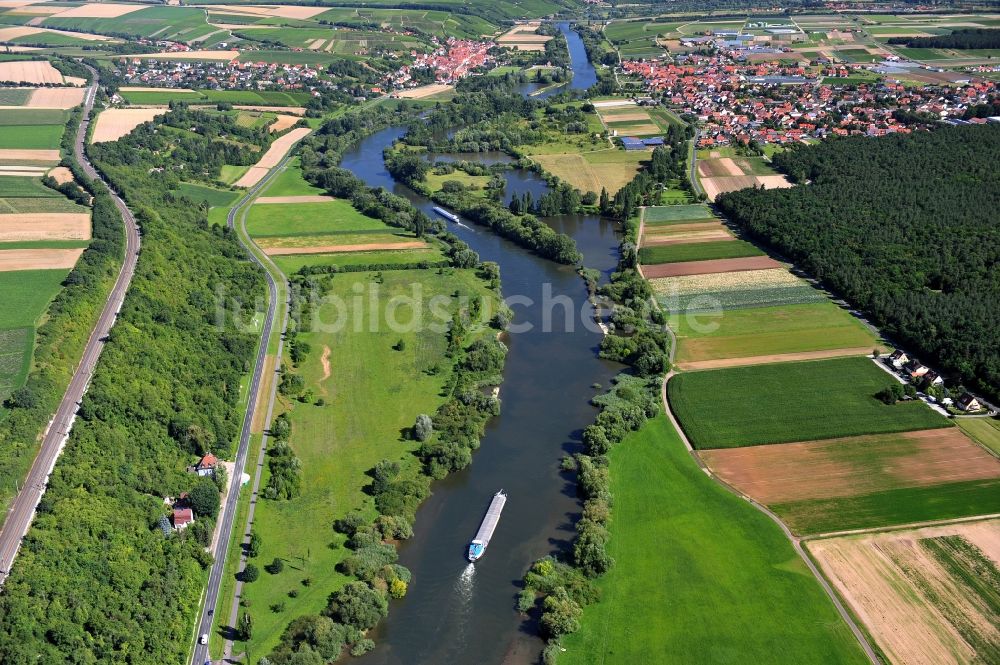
<box><xmin>173</xmin><ymin>507</ymin><xmax>194</xmax><ymax>530</ymax></box>
<box><xmin>196</xmin><ymin>453</ymin><xmax>218</xmax><ymax>477</ymax></box>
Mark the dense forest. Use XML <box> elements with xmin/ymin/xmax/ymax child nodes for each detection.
<box><xmin>717</xmin><ymin>124</ymin><xmax>1000</xmax><ymax>402</ymax></box>
<box><xmin>889</xmin><ymin>28</ymin><xmax>1000</xmax><ymax>49</ymax></box>
<box><xmin>0</xmin><ymin>110</ymin><xmax>267</xmax><ymax>662</ymax></box>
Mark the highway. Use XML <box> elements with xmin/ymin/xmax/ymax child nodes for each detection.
<box><xmin>190</xmin><ymin>150</ymin><xmax>300</xmax><ymax>665</ymax></box>
<box><xmin>0</xmin><ymin>66</ymin><xmax>141</xmax><ymax>585</ymax></box>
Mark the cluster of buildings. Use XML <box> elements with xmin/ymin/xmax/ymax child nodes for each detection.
<box><xmin>386</xmin><ymin>37</ymin><xmax>494</xmax><ymax>88</ymax></box>
<box><xmin>115</xmin><ymin>58</ymin><xmax>324</xmax><ymax>92</ymax></box>
<box><xmin>884</xmin><ymin>350</ymin><xmax>987</xmax><ymax>413</ymax></box>
<box><xmin>621</xmin><ymin>50</ymin><xmax>999</xmax><ymax>147</ymax></box>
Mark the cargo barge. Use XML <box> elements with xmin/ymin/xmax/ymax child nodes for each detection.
<box><xmin>467</xmin><ymin>490</ymin><xmax>506</xmax><ymax>562</ymax></box>
<box><xmin>432</xmin><ymin>206</ymin><xmax>461</xmax><ymax>223</ymax></box>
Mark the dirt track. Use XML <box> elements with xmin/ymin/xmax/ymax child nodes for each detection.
<box><xmin>676</xmin><ymin>346</ymin><xmax>872</xmax><ymax>370</ymax></box>
<box><xmin>234</xmin><ymin>128</ymin><xmax>311</xmax><ymax>187</ymax></box>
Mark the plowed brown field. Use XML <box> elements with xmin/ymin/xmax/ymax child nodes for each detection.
<box><xmin>642</xmin><ymin>256</ymin><xmax>781</xmax><ymax>277</ymax></box>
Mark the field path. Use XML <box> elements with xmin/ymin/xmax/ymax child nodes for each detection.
<box><xmin>676</xmin><ymin>346</ymin><xmax>874</xmax><ymax>370</ymax></box>
<box><xmin>0</xmin><ymin>66</ymin><xmax>142</xmax><ymax>585</ymax></box>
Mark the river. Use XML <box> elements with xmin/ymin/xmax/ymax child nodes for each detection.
<box><xmin>350</xmin><ymin>23</ymin><xmax>614</xmax><ymax>665</ymax></box>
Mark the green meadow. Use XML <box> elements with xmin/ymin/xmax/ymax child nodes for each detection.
<box><xmin>643</xmin><ymin>204</ymin><xmax>715</xmax><ymax>224</ymax></box>
<box><xmin>172</xmin><ymin>182</ymin><xmax>240</xmax><ymax>208</ymax></box>
<box><xmin>234</xmin><ymin>268</ymin><xmax>497</xmax><ymax>657</ymax></box>
<box><xmin>560</xmin><ymin>417</ymin><xmax>869</xmax><ymax>665</ymax></box>
<box><xmin>669</xmin><ymin>357</ymin><xmax>949</xmax><ymax>448</ymax></box>
<box><xmin>246</xmin><ymin>200</ymin><xmax>386</xmax><ymax>237</ymax></box>
<box><xmin>259</xmin><ymin>158</ymin><xmax>327</xmax><ymax>197</ymax></box>
<box><xmin>638</xmin><ymin>238</ymin><xmax>763</xmax><ymax>264</ymax></box>
<box><xmin>272</xmin><ymin>249</ymin><xmax>444</xmax><ymax>274</ymax></box>
<box><xmin>958</xmin><ymin>417</ymin><xmax>1000</xmax><ymax>456</ymax></box>
<box><xmin>0</xmin><ymin>125</ymin><xmax>64</xmax><ymax>150</ymax></box>
<box><xmin>672</xmin><ymin>301</ymin><xmax>877</xmax><ymax>363</ymax></box>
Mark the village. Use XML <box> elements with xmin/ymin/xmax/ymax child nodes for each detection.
<box><xmin>620</xmin><ymin>32</ymin><xmax>1000</xmax><ymax>148</ymax></box>
<box><xmin>113</xmin><ymin>57</ymin><xmax>325</xmax><ymax>93</ymax></box>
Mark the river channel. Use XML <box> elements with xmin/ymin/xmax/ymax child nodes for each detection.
<box><xmin>351</xmin><ymin>23</ymin><xmax>616</xmax><ymax>665</ymax></box>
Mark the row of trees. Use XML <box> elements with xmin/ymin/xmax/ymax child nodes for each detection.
<box><xmin>0</xmin><ymin>108</ymin><xmax>270</xmax><ymax>661</ymax></box>
<box><xmin>889</xmin><ymin>28</ymin><xmax>1000</xmax><ymax>49</ymax></box>
<box><xmin>718</xmin><ymin>124</ymin><xmax>1000</xmax><ymax>402</ymax></box>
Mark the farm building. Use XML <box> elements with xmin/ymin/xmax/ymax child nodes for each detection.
<box><xmin>621</xmin><ymin>137</ymin><xmax>646</xmax><ymax>150</ymax></box>
<box><xmin>643</xmin><ymin>137</ymin><xmax>665</xmax><ymax>146</ymax></box>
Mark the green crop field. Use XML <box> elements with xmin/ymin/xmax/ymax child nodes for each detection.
<box><xmin>42</xmin><ymin>6</ymin><xmax>216</xmax><ymax>42</ymax></box>
<box><xmin>314</xmin><ymin>8</ymin><xmax>494</xmax><ymax>39</ymax></box>
<box><xmin>639</xmin><ymin>239</ymin><xmax>763</xmax><ymax>265</ymax></box>
<box><xmin>119</xmin><ymin>89</ymin><xmax>310</xmax><ymax>107</ymax></box>
<box><xmin>0</xmin><ymin>124</ymin><xmax>63</xmax><ymax>150</ymax></box>
<box><xmin>0</xmin><ymin>269</ymin><xmax>70</xmax><ymax>329</ymax></box>
<box><xmin>0</xmin><ymin>178</ymin><xmax>61</xmax><ymax>198</ymax></box>
<box><xmin>0</xmin><ymin>109</ymin><xmax>68</xmax><ymax>126</ymax></box>
<box><xmin>775</xmin><ymin>479</ymin><xmax>1000</xmax><ymax>534</ymax></box>
<box><xmin>669</xmin><ymin>357</ymin><xmax>950</xmax><ymax>449</ymax></box>
<box><xmin>246</xmin><ymin>200</ymin><xmax>389</xmax><ymax>237</ymax></box>
<box><xmin>559</xmin><ymin>416</ymin><xmax>869</xmax><ymax>665</ymax></box>
<box><xmin>672</xmin><ymin>301</ymin><xmax>877</xmax><ymax>363</ymax></box>
<box><xmin>958</xmin><ymin>417</ymin><xmax>1000</xmax><ymax>456</ymax></box>
<box><xmin>0</xmin><ymin>197</ymin><xmax>87</xmax><ymax>214</ymax></box>
<box><xmin>669</xmin><ymin>299</ymin><xmax>870</xmax><ymax>358</ymax></box>
<box><xmin>259</xmin><ymin>158</ymin><xmax>327</xmax><ymax>197</ymax></box>
<box><xmin>643</xmin><ymin>204</ymin><xmax>715</xmax><ymax>224</ymax></box>
<box><xmin>172</xmin><ymin>182</ymin><xmax>240</xmax><ymax>208</ymax></box>
<box><xmin>233</xmin><ymin>267</ymin><xmax>497</xmax><ymax>657</ymax></box>
<box><xmin>0</xmin><ymin>89</ymin><xmax>30</xmax><ymax>105</ymax></box>
<box><xmin>0</xmin><ymin>327</ymin><xmax>32</xmax><ymax>401</ymax></box>
<box><xmin>273</xmin><ymin>249</ymin><xmax>445</xmax><ymax>274</ymax></box>
<box><xmin>663</xmin><ymin>284</ymin><xmax>828</xmax><ymax>313</ymax></box>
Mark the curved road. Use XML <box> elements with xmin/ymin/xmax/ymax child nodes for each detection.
<box><xmin>191</xmin><ymin>150</ymin><xmax>301</xmax><ymax>665</ymax></box>
<box><xmin>0</xmin><ymin>66</ymin><xmax>141</xmax><ymax>585</ymax></box>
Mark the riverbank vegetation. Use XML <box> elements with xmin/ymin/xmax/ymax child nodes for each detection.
<box><xmin>0</xmin><ymin>109</ymin><xmax>269</xmax><ymax>662</ymax></box>
<box><xmin>717</xmin><ymin>125</ymin><xmax>1000</xmax><ymax>401</ymax></box>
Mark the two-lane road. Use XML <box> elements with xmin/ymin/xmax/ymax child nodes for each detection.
<box><xmin>0</xmin><ymin>66</ymin><xmax>141</xmax><ymax>585</ymax></box>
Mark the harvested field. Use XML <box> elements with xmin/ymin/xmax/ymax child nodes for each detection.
<box><xmin>46</xmin><ymin>166</ymin><xmax>73</xmax><ymax>185</ymax></box>
<box><xmin>809</xmin><ymin>521</ymin><xmax>1000</xmax><ymax>664</ymax></box>
<box><xmin>644</xmin><ymin>221</ymin><xmax>725</xmax><ymax>235</ymax></box>
<box><xmin>600</xmin><ymin>111</ymin><xmax>648</xmax><ymax>122</ymax></box>
<box><xmin>234</xmin><ymin>127</ymin><xmax>311</xmax><ymax>187</ymax></box>
<box><xmin>531</xmin><ymin>151</ymin><xmax>643</xmax><ymax>196</ymax></box>
<box><xmin>90</xmin><ymin>108</ymin><xmax>165</xmax><ymax>143</ymax></box>
<box><xmin>701</xmin><ymin>428</ymin><xmax>1000</xmax><ymax>504</ymax></box>
<box><xmin>643</xmin><ymin>230</ymin><xmax>733</xmax><ymax>245</ymax></box>
<box><xmin>0</xmin><ymin>26</ymin><xmax>112</xmax><ymax>42</ymax></box>
<box><xmin>49</xmin><ymin>4</ymin><xmax>145</xmax><ymax>18</ymax></box>
<box><xmin>26</xmin><ymin>87</ymin><xmax>84</xmax><ymax>109</ymax></box>
<box><xmin>208</xmin><ymin>4</ymin><xmax>328</xmax><ymax>19</ymax></box>
<box><xmin>0</xmin><ymin>149</ymin><xmax>59</xmax><ymax>162</ymax></box>
<box><xmin>642</xmin><ymin>256</ymin><xmax>781</xmax><ymax>278</ymax></box>
<box><xmin>395</xmin><ymin>83</ymin><xmax>454</xmax><ymax>99</ymax></box>
<box><xmin>268</xmin><ymin>114</ymin><xmax>299</xmax><ymax>133</ymax></box>
<box><xmin>0</xmin><ymin>248</ymin><xmax>83</xmax><ymax>270</ymax></box>
<box><xmin>0</xmin><ymin>59</ymin><xmax>62</xmax><ymax>85</ymax></box>
<box><xmin>255</xmin><ymin>195</ymin><xmax>334</xmax><ymax>204</ymax></box>
<box><xmin>0</xmin><ymin>212</ymin><xmax>90</xmax><ymax>241</ymax></box>
<box><xmin>263</xmin><ymin>242</ymin><xmax>427</xmax><ymax>256</ymax></box>
<box><xmin>701</xmin><ymin>173</ymin><xmax>793</xmax><ymax>200</ymax></box>
<box><xmin>698</xmin><ymin>157</ymin><xmax>744</xmax><ymax>177</ymax></box>
<box><xmin>677</xmin><ymin>347</ymin><xmax>874</xmax><ymax>370</ymax></box>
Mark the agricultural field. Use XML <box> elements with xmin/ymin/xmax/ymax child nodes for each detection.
<box><xmin>643</xmin><ymin>203</ymin><xmax>716</xmax><ymax>225</ymax></box>
<box><xmin>234</xmin><ymin>127</ymin><xmax>311</xmax><ymax>188</ymax></box>
<box><xmin>527</xmin><ymin>149</ymin><xmax>647</xmax><ymax>196</ymax></box>
<box><xmin>696</xmin><ymin>149</ymin><xmax>793</xmax><ymax>201</ymax></box>
<box><xmin>702</xmin><ymin>429</ymin><xmax>1000</xmax><ymax>533</ymax></box>
<box><xmin>90</xmin><ymin>109</ymin><xmax>166</xmax><ymax>144</ymax></box>
<box><xmin>668</xmin><ymin>356</ymin><xmax>949</xmax><ymax>449</ymax></box>
<box><xmin>559</xmin><ymin>416</ymin><xmax>869</xmax><ymax>665</ymax></box>
<box><xmin>642</xmin><ymin>255</ymin><xmax>781</xmax><ymax>278</ymax></box>
<box><xmin>604</xmin><ymin>18</ymin><xmax>682</xmax><ymax>59</ymax></box>
<box><xmin>0</xmin><ymin>123</ymin><xmax>63</xmax><ymax>150</ymax></box>
<box><xmin>649</xmin><ymin>268</ymin><xmax>828</xmax><ymax>314</ymax></box>
<box><xmin>809</xmin><ymin>521</ymin><xmax>1000</xmax><ymax>664</ymax></box>
<box><xmin>171</xmin><ymin>182</ymin><xmax>240</xmax><ymax>209</ymax></box>
<box><xmin>231</xmin><ymin>267</ymin><xmax>498</xmax><ymax>657</ymax></box>
<box><xmin>118</xmin><ymin>89</ymin><xmax>310</xmax><ymax>107</ymax></box>
<box><xmin>233</xmin><ymin>26</ymin><xmax>425</xmax><ymax>55</ymax></box>
<box><xmin>957</xmin><ymin>417</ymin><xmax>1000</xmax><ymax>456</ymax></box>
<box><xmin>40</xmin><ymin>5</ymin><xmax>224</xmax><ymax>44</ymax></box>
<box><xmin>668</xmin><ymin>300</ymin><xmax>878</xmax><ymax>366</ymax></box>
<box><xmin>638</xmin><ymin>238</ymin><xmax>763</xmax><ymax>265</ymax></box>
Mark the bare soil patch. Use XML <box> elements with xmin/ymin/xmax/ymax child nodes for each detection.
<box><xmin>599</xmin><ymin>110</ymin><xmax>649</xmax><ymax>122</ymax></box>
<box><xmin>234</xmin><ymin>127</ymin><xmax>311</xmax><ymax>187</ymax></box>
<box><xmin>51</xmin><ymin>4</ymin><xmax>145</xmax><ymax>18</ymax></box>
<box><xmin>395</xmin><ymin>83</ymin><xmax>454</xmax><ymax>99</ymax></box>
<box><xmin>0</xmin><ymin>149</ymin><xmax>59</xmax><ymax>162</ymax></box>
<box><xmin>701</xmin><ymin>428</ymin><xmax>1000</xmax><ymax>504</ymax></box>
<box><xmin>27</xmin><ymin>87</ymin><xmax>84</xmax><ymax>109</ymax></box>
<box><xmin>263</xmin><ymin>241</ymin><xmax>427</xmax><ymax>256</ymax></box>
<box><xmin>0</xmin><ymin>247</ymin><xmax>83</xmax><ymax>270</ymax></box>
<box><xmin>251</xmin><ymin>354</ymin><xmax>276</xmax><ymax>434</ymax></box>
<box><xmin>268</xmin><ymin>114</ymin><xmax>300</xmax><ymax>133</ymax></box>
<box><xmin>91</xmin><ymin>108</ymin><xmax>166</xmax><ymax>143</ymax></box>
<box><xmin>677</xmin><ymin>346</ymin><xmax>871</xmax><ymax>371</ymax></box>
<box><xmin>642</xmin><ymin>256</ymin><xmax>781</xmax><ymax>278</ymax></box>
<box><xmin>0</xmin><ymin>59</ymin><xmax>62</xmax><ymax>84</ymax></box>
<box><xmin>643</xmin><ymin>230</ymin><xmax>733</xmax><ymax>246</ymax></box>
<box><xmin>701</xmin><ymin>175</ymin><xmax>758</xmax><ymax>201</ymax></box>
<box><xmin>755</xmin><ymin>174</ymin><xmax>794</xmax><ymax>189</ymax></box>
<box><xmin>809</xmin><ymin>521</ymin><xmax>1000</xmax><ymax>665</ymax></box>
<box><xmin>46</xmin><ymin>166</ymin><xmax>73</xmax><ymax>185</ymax></box>
<box><xmin>644</xmin><ymin>221</ymin><xmax>724</xmax><ymax>235</ymax></box>
<box><xmin>0</xmin><ymin>212</ymin><xmax>90</xmax><ymax>242</ymax></box>
<box><xmin>255</xmin><ymin>195</ymin><xmax>334</xmax><ymax>204</ymax></box>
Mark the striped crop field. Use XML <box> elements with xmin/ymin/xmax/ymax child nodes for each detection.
<box><xmin>650</xmin><ymin>268</ymin><xmax>827</xmax><ymax>312</ymax></box>
<box><xmin>638</xmin><ymin>239</ymin><xmax>764</xmax><ymax>265</ymax></box>
<box><xmin>644</xmin><ymin>204</ymin><xmax>715</xmax><ymax>224</ymax></box>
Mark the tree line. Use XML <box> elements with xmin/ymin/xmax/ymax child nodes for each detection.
<box><xmin>889</xmin><ymin>28</ymin><xmax>1000</xmax><ymax>49</ymax></box>
<box><xmin>0</xmin><ymin>108</ymin><xmax>269</xmax><ymax>662</ymax></box>
<box><xmin>718</xmin><ymin>124</ymin><xmax>1000</xmax><ymax>402</ymax></box>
